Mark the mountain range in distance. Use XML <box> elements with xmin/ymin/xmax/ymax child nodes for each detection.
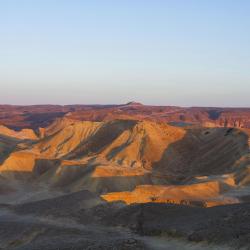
<box><xmin>1</xmin><ymin>101</ymin><xmax>250</xmax><ymax>130</ymax></box>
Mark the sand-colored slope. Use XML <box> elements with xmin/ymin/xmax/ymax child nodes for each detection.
<box><xmin>0</xmin><ymin>125</ymin><xmax>38</xmax><ymax>140</ymax></box>
<box><xmin>18</xmin><ymin>118</ymin><xmax>248</xmax><ymax>177</ymax></box>
<box><xmin>1</xmin><ymin>120</ymin><xmax>248</xmax><ymax>180</ymax></box>
<box><xmin>40</xmin><ymin>117</ymin><xmax>79</xmax><ymax>137</ymax></box>
<box><xmin>33</xmin><ymin>120</ymin><xmax>102</xmax><ymax>158</ymax></box>
<box><xmin>99</xmin><ymin>121</ymin><xmax>185</xmax><ymax>170</ymax></box>
<box><xmin>0</xmin><ymin>150</ymin><xmax>63</xmax><ymax>180</ymax></box>
<box><xmin>65</xmin><ymin>119</ymin><xmax>139</xmax><ymax>159</ymax></box>
<box><xmin>0</xmin><ymin>151</ymin><xmax>37</xmax><ymax>178</ymax></box>
<box><xmin>0</xmin><ymin>119</ymin><xmax>184</xmax><ymax>182</ymax></box>
<box><xmin>1</xmin><ymin>119</ymin><xmax>250</xmax><ymax>208</ymax></box>
<box><xmin>101</xmin><ymin>180</ymin><xmax>238</xmax><ymax>207</ymax></box>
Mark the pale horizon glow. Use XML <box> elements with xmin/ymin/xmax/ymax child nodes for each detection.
<box><xmin>1</xmin><ymin>0</ymin><xmax>250</xmax><ymax>107</ymax></box>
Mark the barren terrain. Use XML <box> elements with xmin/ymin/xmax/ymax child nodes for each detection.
<box><xmin>1</xmin><ymin>103</ymin><xmax>250</xmax><ymax>249</ymax></box>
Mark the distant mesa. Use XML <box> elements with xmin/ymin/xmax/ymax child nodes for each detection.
<box><xmin>125</xmin><ymin>101</ymin><xmax>143</xmax><ymax>106</ymax></box>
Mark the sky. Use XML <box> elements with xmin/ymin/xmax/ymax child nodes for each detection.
<box><xmin>1</xmin><ymin>0</ymin><xmax>250</xmax><ymax>107</ymax></box>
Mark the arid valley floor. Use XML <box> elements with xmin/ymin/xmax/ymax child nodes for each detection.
<box><xmin>1</xmin><ymin>103</ymin><xmax>250</xmax><ymax>249</ymax></box>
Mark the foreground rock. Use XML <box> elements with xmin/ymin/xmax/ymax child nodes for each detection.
<box><xmin>0</xmin><ymin>190</ymin><xmax>247</xmax><ymax>249</ymax></box>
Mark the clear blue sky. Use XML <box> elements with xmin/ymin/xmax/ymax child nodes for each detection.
<box><xmin>1</xmin><ymin>0</ymin><xmax>250</xmax><ymax>106</ymax></box>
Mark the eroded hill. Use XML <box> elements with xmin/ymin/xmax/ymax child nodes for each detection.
<box><xmin>0</xmin><ymin>118</ymin><xmax>249</xmax><ymax>207</ymax></box>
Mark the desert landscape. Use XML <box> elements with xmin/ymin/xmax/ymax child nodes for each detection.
<box><xmin>0</xmin><ymin>103</ymin><xmax>250</xmax><ymax>249</ymax></box>
<box><xmin>2</xmin><ymin>0</ymin><xmax>250</xmax><ymax>249</ymax></box>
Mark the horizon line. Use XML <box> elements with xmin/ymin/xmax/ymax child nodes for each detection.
<box><xmin>0</xmin><ymin>103</ymin><xmax>250</xmax><ymax>109</ymax></box>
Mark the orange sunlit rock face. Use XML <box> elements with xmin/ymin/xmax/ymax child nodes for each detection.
<box><xmin>101</xmin><ymin>181</ymin><xmax>238</xmax><ymax>207</ymax></box>
<box><xmin>92</xmin><ymin>165</ymin><xmax>148</xmax><ymax>177</ymax></box>
<box><xmin>0</xmin><ymin>115</ymin><xmax>249</xmax><ymax>208</ymax></box>
<box><xmin>0</xmin><ymin>152</ymin><xmax>37</xmax><ymax>173</ymax></box>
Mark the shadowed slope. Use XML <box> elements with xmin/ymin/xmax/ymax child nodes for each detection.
<box><xmin>0</xmin><ymin>175</ymin><xmax>14</xmax><ymax>194</ymax></box>
<box><xmin>153</xmin><ymin>128</ymin><xmax>249</xmax><ymax>181</ymax></box>
<box><xmin>0</xmin><ymin>136</ymin><xmax>19</xmax><ymax>164</ymax></box>
<box><xmin>13</xmin><ymin>189</ymin><xmax>103</xmax><ymax>216</ymax></box>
